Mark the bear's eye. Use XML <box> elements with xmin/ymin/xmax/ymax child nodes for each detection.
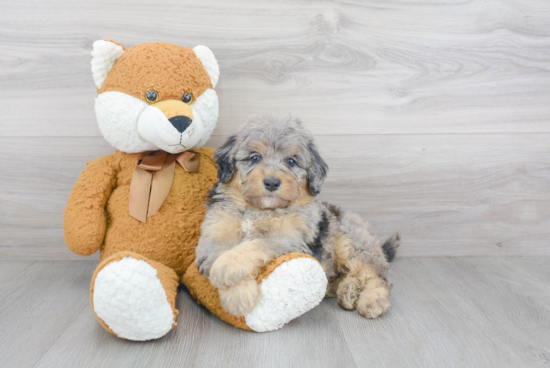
<box><xmin>146</xmin><ymin>90</ymin><xmax>158</xmax><ymax>103</ymax></box>
<box><xmin>182</xmin><ymin>92</ymin><xmax>193</xmax><ymax>104</ymax></box>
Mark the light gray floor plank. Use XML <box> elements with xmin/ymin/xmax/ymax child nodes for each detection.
<box><xmin>0</xmin><ymin>261</ymin><xmax>96</xmax><ymax>368</ymax></box>
<box><xmin>336</xmin><ymin>257</ymin><xmax>550</xmax><ymax>367</ymax></box>
<box><xmin>34</xmin><ymin>287</ymin><xmax>209</xmax><ymax>368</ymax></box>
<box><xmin>1</xmin><ymin>258</ymin><xmax>549</xmax><ymax>368</ymax></box>
<box><xmin>192</xmin><ymin>298</ymin><xmax>356</xmax><ymax>368</ymax></box>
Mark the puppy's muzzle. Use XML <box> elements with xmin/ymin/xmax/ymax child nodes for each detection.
<box><xmin>154</xmin><ymin>99</ymin><xmax>194</xmax><ymax>133</ymax></box>
<box><xmin>263</xmin><ymin>177</ymin><xmax>281</xmax><ymax>192</ymax></box>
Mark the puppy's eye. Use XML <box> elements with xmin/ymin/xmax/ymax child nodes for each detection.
<box><xmin>182</xmin><ymin>92</ymin><xmax>193</xmax><ymax>104</ymax></box>
<box><xmin>250</xmin><ymin>155</ymin><xmax>261</xmax><ymax>164</ymax></box>
<box><xmin>286</xmin><ymin>158</ymin><xmax>297</xmax><ymax>167</ymax></box>
<box><xmin>146</xmin><ymin>90</ymin><xmax>158</xmax><ymax>103</ymax></box>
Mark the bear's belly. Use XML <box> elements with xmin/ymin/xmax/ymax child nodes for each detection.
<box><xmin>101</xmin><ymin>165</ymin><xmax>217</xmax><ymax>276</ymax></box>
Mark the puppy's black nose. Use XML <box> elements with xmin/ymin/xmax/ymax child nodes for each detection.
<box><xmin>169</xmin><ymin>116</ymin><xmax>192</xmax><ymax>133</ymax></box>
<box><xmin>264</xmin><ymin>177</ymin><xmax>281</xmax><ymax>192</ymax></box>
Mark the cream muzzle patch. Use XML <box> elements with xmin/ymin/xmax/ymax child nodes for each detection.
<box><xmin>138</xmin><ymin>101</ymin><xmax>204</xmax><ymax>154</ymax></box>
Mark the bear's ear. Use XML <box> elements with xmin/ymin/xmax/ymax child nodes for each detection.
<box><xmin>193</xmin><ymin>45</ymin><xmax>220</xmax><ymax>88</ymax></box>
<box><xmin>91</xmin><ymin>40</ymin><xmax>126</xmax><ymax>89</ymax></box>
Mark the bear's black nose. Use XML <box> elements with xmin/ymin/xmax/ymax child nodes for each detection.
<box><xmin>263</xmin><ymin>177</ymin><xmax>281</xmax><ymax>192</ymax></box>
<box><xmin>169</xmin><ymin>116</ymin><xmax>192</xmax><ymax>133</ymax></box>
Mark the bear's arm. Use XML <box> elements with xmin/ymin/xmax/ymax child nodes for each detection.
<box><xmin>63</xmin><ymin>154</ymin><xmax>118</xmax><ymax>256</ymax></box>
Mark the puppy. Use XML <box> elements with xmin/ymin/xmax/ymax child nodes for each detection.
<box><xmin>195</xmin><ymin>115</ymin><xmax>400</xmax><ymax>318</ymax></box>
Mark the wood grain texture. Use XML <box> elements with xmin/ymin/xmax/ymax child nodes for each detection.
<box><xmin>1</xmin><ymin>134</ymin><xmax>549</xmax><ymax>259</ymax></box>
<box><xmin>1</xmin><ymin>258</ymin><xmax>549</xmax><ymax>367</ymax></box>
<box><xmin>1</xmin><ymin>0</ymin><xmax>550</xmax><ymax>259</ymax></box>
<box><xmin>1</xmin><ymin>0</ymin><xmax>550</xmax><ymax>136</ymax></box>
<box><xmin>0</xmin><ymin>261</ymin><xmax>93</xmax><ymax>368</ymax></box>
<box><xmin>336</xmin><ymin>256</ymin><xmax>550</xmax><ymax>367</ymax></box>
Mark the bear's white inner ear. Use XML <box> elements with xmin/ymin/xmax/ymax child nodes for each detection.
<box><xmin>193</xmin><ymin>45</ymin><xmax>220</xmax><ymax>88</ymax></box>
<box><xmin>91</xmin><ymin>40</ymin><xmax>125</xmax><ymax>89</ymax></box>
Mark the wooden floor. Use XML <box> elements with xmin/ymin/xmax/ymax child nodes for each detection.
<box><xmin>1</xmin><ymin>257</ymin><xmax>549</xmax><ymax>368</ymax></box>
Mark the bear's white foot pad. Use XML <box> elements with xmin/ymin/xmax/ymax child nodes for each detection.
<box><xmin>245</xmin><ymin>257</ymin><xmax>328</xmax><ymax>332</ymax></box>
<box><xmin>93</xmin><ymin>257</ymin><xmax>174</xmax><ymax>341</ymax></box>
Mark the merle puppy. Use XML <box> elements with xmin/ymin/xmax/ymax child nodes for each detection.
<box><xmin>195</xmin><ymin>115</ymin><xmax>400</xmax><ymax>318</ymax></box>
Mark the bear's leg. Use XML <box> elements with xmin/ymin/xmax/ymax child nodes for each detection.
<box><xmin>183</xmin><ymin>253</ymin><xmax>327</xmax><ymax>332</ymax></box>
<box><xmin>91</xmin><ymin>251</ymin><xmax>179</xmax><ymax>341</ymax></box>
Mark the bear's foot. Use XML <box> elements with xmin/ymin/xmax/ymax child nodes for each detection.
<box><xmin>183</xmin><ymin>253</ymin><xmax>327</xmax><ymax>332</ymax></box>
<box><xmin>91</xmin><ymin>252</ymin><xmax>179</xmax><ymax>341</ymax></box>
<box><xmin>243</xmin><ymin>254</ymin><xmax>327</xmax><ymax>332</ymax></box>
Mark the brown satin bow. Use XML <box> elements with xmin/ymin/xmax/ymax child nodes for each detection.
<box><xmin>129</xmin><ymin>150</ymin><xmax>200</xmax><ymax>223</ymax></box>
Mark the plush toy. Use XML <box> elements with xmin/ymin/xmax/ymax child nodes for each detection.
<box><xmin>64</xmin><ymin>40</ymin><xmax>327</xmax><ymax>341</ymax></box>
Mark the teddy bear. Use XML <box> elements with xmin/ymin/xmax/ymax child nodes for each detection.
<box><xmin>63</xmin><ymin>40</ymin><xmax>328</xmax><ymax>341</ymax></box>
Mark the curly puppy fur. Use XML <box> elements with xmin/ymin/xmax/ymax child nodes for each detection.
<box><xmin>195</xmin><ymin>115</ymin><xmax>400</xmax><ymax>318</ymax></box>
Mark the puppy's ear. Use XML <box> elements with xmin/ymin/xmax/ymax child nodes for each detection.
<box><xmin>214</xmin><ymin>135</ymin><xmax>237</xmax><ymax>183</ymax></box>
<box><xmin>306</xmin><ymin>141</ymin><xmax>328</xmax><ymax>195</ymax></box>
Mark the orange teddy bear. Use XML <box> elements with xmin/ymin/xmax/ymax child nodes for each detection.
<box><xmin>64</xmin><ymin>40</ymin><xmax>327</xmax><ymax>341</ymax></box>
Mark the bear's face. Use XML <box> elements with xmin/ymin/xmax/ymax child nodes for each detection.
<box><xmin>92</xmin><ymin>41</ymin><xmax>219</xmax><ymax>154</ymax></box>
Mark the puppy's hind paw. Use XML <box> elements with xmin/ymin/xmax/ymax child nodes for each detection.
<box><xmin>219</xmin><ymin>278</ymin><xmax>261</xmax><ymax>317</ymax></box>
<box><xmin>356</xmin><ymin>287</ymin><xmax>390</xmax><ymax>319</ymax></box>
<box><xmin>337</xmin><ymin>279</ymin><xmax>361</xmax><ymax>311</ymax></box>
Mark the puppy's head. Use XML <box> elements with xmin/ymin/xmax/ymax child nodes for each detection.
<box><xmin>215</xmin><ymin>115</ymin><xmax>328</xmax><ymax>210</ymax></box>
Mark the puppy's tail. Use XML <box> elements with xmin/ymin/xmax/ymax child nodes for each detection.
<box><xmin>382</xmin><ymin>233</ymin><xmax>400</xmax><ymax>262</ymax></box>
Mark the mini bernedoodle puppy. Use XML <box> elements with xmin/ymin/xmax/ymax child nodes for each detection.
<box><xmin>196</xmin><ymin>115</ymin><xmax>400</xmax><ymax>319</ymax></box>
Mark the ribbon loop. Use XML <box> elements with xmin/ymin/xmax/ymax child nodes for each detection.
<box><xmin>176</xmin><ymin>151</ymin><xmax>200</xmax><ymax>173</ymax></box>
<box><xmin>137</xmin><ymin>151</ymin><xmax>168</xmax><ymax>171</ymax></box>
<box><xmin>128</xmin><ymin>150</ymin><xmax>201</xmax><ymax>223</ymax></box>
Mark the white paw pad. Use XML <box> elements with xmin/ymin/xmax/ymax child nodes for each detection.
<box><xmin>93</xmin><ymin>257</ymin><xmax>174</xmax><ymax>341</ymax></box>
<box><xmin>245</xmin><ymin>257</ymin><xmax>328</xmax><ymax>332</ymax></box>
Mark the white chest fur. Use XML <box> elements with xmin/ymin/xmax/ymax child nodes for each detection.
<box><xmin>239</xmin><ymin>209</ymin><xmax>312</xmax><ymax>242</ymax></box>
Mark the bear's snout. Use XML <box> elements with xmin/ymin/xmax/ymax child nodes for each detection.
<box><xmin>136</xmin><ymin>98</ymin><xmax>205</xmax><ymax>154</ymax></box>
<box><xmin>169</xmin><ymin>116</ymin><xmax>192</xmax><ymax>133</ymax></box>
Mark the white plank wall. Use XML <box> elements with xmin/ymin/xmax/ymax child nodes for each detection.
<box><xmin>1</xmin><ymin>0</ymin><xmax>549</xmax><ymax>259</ymax></box>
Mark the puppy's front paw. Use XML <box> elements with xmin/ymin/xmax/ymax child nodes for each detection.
<box><xmin>209</xmin><ymin>251</ymin><xmax>255</xmax><ymax>288</ymax></box>
<box><xmin>356</xmin><ymin>287</ymin><xmax>390</xmax><ymax>319</ymax></box>
<box><xmin>219</xmin><ymin>278</ymin><xmax>261</xmax><ymax>317</ymax></box>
